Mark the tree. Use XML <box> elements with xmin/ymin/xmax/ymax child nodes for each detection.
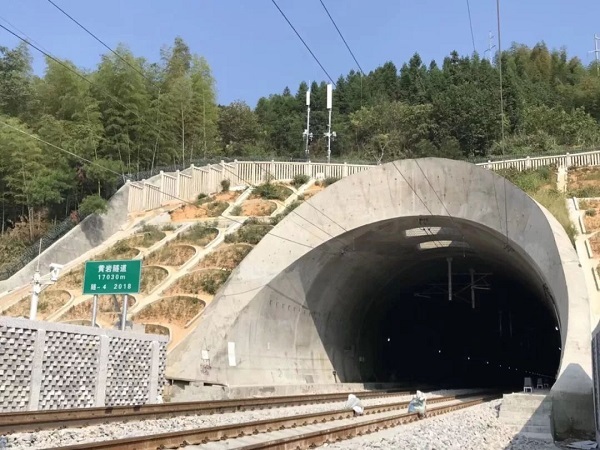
<box><xmin>0</xmin><ymin>43</ymin><xmax>34</xmax><ymax>119</ymax></box>
<box><xmin>217</xmin><ymin>101</ymin><xmax>260</xmax><ymax>155</ymax></box>
<box><xmin>0</xmin><ymin>117</ymin><xmax>70</xmax><ymax>239</ymax></box>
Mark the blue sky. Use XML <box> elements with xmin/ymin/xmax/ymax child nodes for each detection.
<box><xmin>1</xmin><ymin>1</ymin><xmax>598</xmax><ymax>107</ymax></box>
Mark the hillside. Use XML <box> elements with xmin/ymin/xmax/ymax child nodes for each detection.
<box><xmin>1</xmin><ymin>39</ymin><xmax>600</xmax><ymax>274</ymax></box>
<box><xmin>0</xmin><ymin>174</ymin><xmax>329</xmax><ymax>351</ymax></box>
<box><xmin>1</xmin><ymin>161</ymin><xmax>592</xmax><ymax>353</ymax></box>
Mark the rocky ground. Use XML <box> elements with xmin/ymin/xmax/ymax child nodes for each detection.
<box><xmin>2</xmin><ymin>391</ymin><xmax>582</xmax><ymax>449</ymax></box>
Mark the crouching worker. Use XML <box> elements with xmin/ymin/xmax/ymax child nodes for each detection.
<box><xmin>408</xmin><ymin>390</ymin><xmax>427</xmax><ymax>418</ymax></box>
<box><xmin>344</xmin><ymin>394</ymin><xmax>364</xmax><ymax>416</ymax></box>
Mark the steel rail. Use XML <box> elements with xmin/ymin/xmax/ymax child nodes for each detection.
<box><xmin>42</xmin><ymin>392</ymin><xmax>500</xmax><ymax>450</ymax></box>
<box><xmin>0</xmin><ymin>388</ymin><xmax>419</xmax><ymax>434</ymax></box>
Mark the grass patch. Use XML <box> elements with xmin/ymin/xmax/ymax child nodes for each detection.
<box><xmin>62</xmin><ymin>295</ymin><xmax>135</xmax><ymax>322</ymax></box>
<box><xmin>135</xmin><ymin>296</ymin><xmax>205</xmax><ymax>326</ymax></box>
<box><xmin>144</xmin><ymin>243</ymin><xmax>196</xmax><ymax>267</ymax></box>
<box><xmin>54</xmin><ymin>268</ymin><xmax>84</xmax><ymax>290</ymax></box>
<box><xmin>94</xmin><ymin>240</ymin><xmax>140</xmax><ymax>261</ymax></box>
<box><xmin>145</xmin><ymin>324</ymin><xmax>170</xmax><ymax>336</ymax></box>
<box><xmin>196</xmin><ymin>244</ymin><xmax>252</xmax><ymax>270</ymax></box>
<box><xmin>532</xmin><ymin>190</ymin><xmax>577</xmax><ymax>244</ymax></box>
<box><xmin>496</xmin><ymin>167</ymin><xmax>576</xmax><ymax>245</ymax></box>
<box><xmin>5</xmin><ymin>290</ymin><xmax>70</xmax><ymax>319</ymax></box>
<box><xmin>270</xmin><ymin>200</ymin><xmax>303</xmax><ymax>225</ymax></box>
<box><xmin>253</xmin><ymin>182</ymin><xmax>293</xmax><ymax>201</ymax></box>
<box><xmin>497</xmin><ymin>167</ymin><xmax>554</xmax><ymax>192</ymax></box>
<box><xmin>205</xmin><ymin>201</ymin><xmax>228</xmax><ymax>217</ymax></box>
<box><xmin>177</xmin><ymin>223</ymin><xmax>218</xmax><ymax>247</ymax></box>
<box><xmin>125</xmin><ymin>225</ymin><xmax>166</xmax><ymax>248</ymax></box>
<box><xmin>141</xmin><ymin>266</ymin><xmax>168</xmax><ymax>293</ymax></box>
<box><xmin>569</xmin><ymin>185</ymin><xmax>600</xmax><ymax>198</ymax></box>
<box><xmin>165</xmin><ymin>269</ymin><xmax>231</xmax><ymax>296</ymax></box>
<box><xmin>225</xmin><ymin>219</ymin><xmax>272</xmax><ymax>244</ymax></box>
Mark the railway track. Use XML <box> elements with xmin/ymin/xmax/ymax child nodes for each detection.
<box><xmin>42</xmin><ymin>392</ymin><xmax>500</xmax><ymax>450</ymax></box>
<box><xmin>0</xmin><ymin>388</ymin><xmax>420</xmax><ymax>434</ymax></box>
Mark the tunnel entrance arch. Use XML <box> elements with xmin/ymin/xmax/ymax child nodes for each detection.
<box><xmin>168</xmin><ymin>158</ymin><xmax>593</xmax><ymax>436</ymax></box>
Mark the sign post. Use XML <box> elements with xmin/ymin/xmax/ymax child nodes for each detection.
<box><xmin>83</xmin><ymin>260</ymin><xmax>142</xmax><ymax>331</ymax></box>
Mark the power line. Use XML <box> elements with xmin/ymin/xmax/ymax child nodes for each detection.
<box><xmin>270</xmin><ymin>0</ymin><xmax>336</xmax><ymax>86</ymax></box>
<box><xmin>0</xmin><ymin>119</ymin><xmax>124</xmax><ymax>179</ymax></box>
<box><xmin>0</xmin><ymin>22</ymin><xmax>180</xmax><ymax>173</ymax></box>
<box><xmin>496</xmin><ymin>0</ymin><xmax>509</xmax><ymax>244</ymax></box>
<box><xmin>465</xmin><ymin>0</ymin><xmax>476</xmax><ymax>54</ymax></box>
<box><xmin>0</xmin><ymin>117</ymin><xmax>342</xmax><ymax>252</ymax></box>
<box><xmin>318</xmin><ymin>0</ymin><xmax>365</xmax><ymax>76</ymax></box>
<box><xmin>45</xmin><ymin>0</ymin><xmax>150</xmax><ymax>82</ymax></box>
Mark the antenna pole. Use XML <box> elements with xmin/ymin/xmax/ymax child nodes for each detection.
<box><xmin>589</xmin><ymin>34</ymin><xmax>600</xmax><ymax>76</ymax></box>
<box><xmin>324</xmin><ymin>84</ymin><xmax>336</xmax><ymax>163</ymax></box>
<box><xmin>303</xmin><ymin>84</ymin><xmax>312</xmax><ymax>161</ymax></box>
<box><xmin>485</xmin><ymin>31</ymin><xmax>496</xmax><ymax>64</ymax></box>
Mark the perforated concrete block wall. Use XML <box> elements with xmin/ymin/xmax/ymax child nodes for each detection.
<box><xmin>0</xmin><ymin>324</ymin><xmax>36</xmax><ymax>411</ymax></box>
<box><xmin>0</xmin><ymin>317</ymin><xmax>168</xmax><ymax>411</ymax></box>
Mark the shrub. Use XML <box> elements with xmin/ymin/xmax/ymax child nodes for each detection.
<box><xmin>79</xmin><ymin>194</ymin><xmax>108</xmax><ymax>216</ymax></box>
<box><xmin>162</xmin><ymin>224</ymin><xmax>176</xmax><ymax>231</ymax></box>
<box><xmin>221</xmin><ymin>179</ymin><xmax>231</xmax><ymax>192</ymax></box>
<box><xmin>201</xmin><ymin>270</ymin><xmax>231</xmax><ymax>295</ymax></box>
<box><xmin>587</xmin><ymin>209</ymin><xmax>597</xmax><ymax>217</ymax></box>
<box><xmin>270</xmin><ymin>200</ymin><xmax>303</xmax><ymax>225</ymax></box>
<box><xmin>292</xmin><ymin>174</ymin><xmax>310</xmax><ymax>188</ymax></box>
<box><xmin>231</xmin><ymin>205</ymin><xmax>242</xmax><ymax>216</ymax></box>
<box><xmin>570</xmin><ymin>186</ymin><xmax>600</xmax><ymax>198</ymax></box>
<box><xmin>225</xmin><ymin>222</ymin><xmax>272</xmax><ymax>244</ymax></box>
<box><xmin>206</xmin><ymin>201</ymin><xmax>228</xmax><ymax>217</ymax></box>
<box><xmin>254</xmin><ymin>182</ymin><xmax>292</xmax><ymax>201</ymax></box>
<box><xmin>179</xmin><ymin>223</ymin><xmax>218</xmax><ymax>246</ymax></box>
<box><xmin>323</xmin><ymin>177</ymin><xmax>340</xmax><ymax>187</ymax></box>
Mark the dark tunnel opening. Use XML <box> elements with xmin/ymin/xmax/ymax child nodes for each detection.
<box><xmin>306</xmin><ymin>217</ymin><xmax>562</xmax><ymax>391</ymax></box>
<box><xmin>358</xmin><ymin>258</ymin><xmax>561</xmax><ymax>389</ymax></box>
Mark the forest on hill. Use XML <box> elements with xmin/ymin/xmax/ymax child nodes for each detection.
<box><xmin>1</xmin><ymin>36</ymin><xmax>600</xmax><ymax>265</ymax></box>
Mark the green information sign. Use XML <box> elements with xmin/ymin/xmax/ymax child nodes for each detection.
<box><xmin>83</xmin><ymin>260</ymin><xmax>142</xmax><ymax>295</ymax></box>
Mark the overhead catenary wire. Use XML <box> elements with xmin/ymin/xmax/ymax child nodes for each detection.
<box><xmin>0</xmin><ymin>118</ymin><xmax>345</xmax><ymax>254</ymax></box>
<box><xmin>465</xmin><ymin>0</ymin><xmax>476</xmax><ymax>54</ymax></box>
<box><xmin>0</xmin><ymin>15</ymin><xmax>346</xmax><ymax>252</ymax></box>
<box><xmin>270</xmin><ymin>0</ymin><xmax>336</xmax><ymax>86</ymax></box>
<box><xmin>45</xmin><ymin>0</ymin><xmax>150</xmax><ymax>82</ymax></box>
<box><xmin>0</xmin><ymin>119</ymin><xmax>124</xmax><ymax>179</ymax></box>
<box><xmin>317</xmin><ymin>0</ymin><xmax>365</xmax><ymax>105</ymax></box>
<box><xmin>318</xmin><ymin>0</ymin><xmax>364</xmax><ymax>76</ymax></box>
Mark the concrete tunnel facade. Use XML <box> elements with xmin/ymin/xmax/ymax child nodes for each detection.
<box><xmin>167</xmin><ymin>158</ymin><xmax>594</xmax><ymax>437</ymax></box>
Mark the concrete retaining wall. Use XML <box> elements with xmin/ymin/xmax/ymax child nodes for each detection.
<box><xmin>0</xmin><ymin>184</ymin><xmax>131</xmax><ymax>296</ymax></box>
<box><xmin>0</xmin><ymin>317</ymin><xmax>167</xmax><ymax>411</ymax></box>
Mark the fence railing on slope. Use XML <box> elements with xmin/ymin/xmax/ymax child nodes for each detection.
<box><xmin>128</xmin><ymin>151</ymin><xmax>600</xmax><ymax>215</ymax></box>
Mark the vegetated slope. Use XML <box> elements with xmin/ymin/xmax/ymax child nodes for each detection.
<box><xmin>499</xmin><ymin>167</ymin><xmax>576</xmax><ymax>244</ymax></box>
<box><xmin>567</xmin><ymin>166</ymin><xmax>600</xmax><ymax>277</ymax></box>
<box><xmin>0</xmin><ymin>170</ymin><xmax>580</xmax><ymax>350</ymax></box>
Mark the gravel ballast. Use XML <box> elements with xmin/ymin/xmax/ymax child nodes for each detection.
<box><xmin>2</xmin><ymin>390</ymin><xmax>568</xmax><ymax>449</ymax></box>
<box><xmin>323</xmin><ymin>400</ymin><xmax>565</xmax><ymax>450</ymax></box>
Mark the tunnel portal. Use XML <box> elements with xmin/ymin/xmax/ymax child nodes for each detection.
<box><xmin>168</xmin><ymin>157</ymin><xmax>592</xmax><ymax>436</ymax></box>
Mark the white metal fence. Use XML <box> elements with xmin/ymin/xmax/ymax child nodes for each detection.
<box><xmin>127</xmin><ymin>151</ymin><xmax>600</xmax><ymax>214</ymax></box>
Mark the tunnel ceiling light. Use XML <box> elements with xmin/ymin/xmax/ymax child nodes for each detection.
<box><xmin>404</xmin><ymin>226</ymin><xmax>461</xmax><ymax>238</ymax></box>
<box><xmin>418</xmin><ymin>240</ymin><xmax>470</xmax><ymax>251</ymax></box>
<box><xmin>387</xmin><ymin>337</ymin><xmax>391</xmax><ymax>342</ymax></box>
